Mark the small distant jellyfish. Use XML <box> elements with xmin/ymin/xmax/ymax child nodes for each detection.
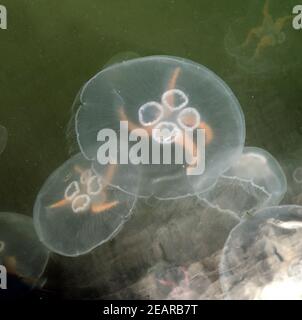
<box><xmin>0</xmin><ymin>125</ymin><xmax>8</xmax><ymax>155</ymax></box>
<box><xmin>225</xmin><ymin>0</ymin><xmax>293</xmax><ymax>74</ymax></box>
<box><xmin>200</xmin><ymin>147</ymin><xmax>287</xmax><ymax>218</ymax></box>
<box><xmin>220</xmin><ymin>206</ymin><xmax>302</xmax><ymax>300</ymax></box>
<box><xmin>72</xmin><ymin>55</ymin><xmax>245</xmax><ymax>199</ymax></box>
<box><xmin>293</xmin><ymin>167</ymin><xmax>302</xmax><ymax>184</ymax></box>
<box><xmin>0</xmin><ymin>212</ymin><xmax>49</xmax><ymax>290</ymax></box>
<box><xmin>33</xmin><ymin>153</ymin><xmax>137</xmax><ymax>256</ymax></box>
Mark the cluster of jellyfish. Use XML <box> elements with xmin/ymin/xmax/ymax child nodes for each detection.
<box><xmin>2</xmin><ymin>55</ymin><xmax>302</xmax><ymax>300</ymax></box>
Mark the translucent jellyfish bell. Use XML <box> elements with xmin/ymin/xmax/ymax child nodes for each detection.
<box><xmin>73</xmin><ymin>56</ymin><xmax>245</xmax><ymax>199</ymax></box>
<box><xmin>34</xmin><ymin>153</ymin><xmax>137</xmax><ymax>256</ymax></box>
<box><xmin>0</xmin><ymin>125</ymin><xmax>8</xmax><ymax>155</ymax></box>
<box><xmin>0</xmin><ymin>212</ymin><xmax>49</xmax><ymax>287</ymax></box>
<box><xmin>200</xmin><ymin>147</ymin><xmax>287</xmax><ymax>217</ymax></box>
<box><xmin>220</xmin><ymin>206</ymin><xmax>302</xmax><ymax>300</ymax></box>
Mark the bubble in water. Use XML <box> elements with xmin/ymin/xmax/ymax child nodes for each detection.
<box><xmin>33</xmin><ymin>153</ymin><xmax>137</xmax><ymax>256</ymax></box>
<box><xmin>0</xmin><ymin>212</ymin><xmax>49</xmax><ymax>287</ymax></box>
<box><xmin>220</xmin><ymin>205</ymin><xmax>302</xmax><ymax>300</ymax></box>
<box><xmin>200</xmin><ymin>147</ymin><xmax>287</xmax><ymax>217</ymax></box>
<box><xmin>72</xmin><ymin>55</ymin><xmax>245</xmax><ymax>199</ymax></box>
<box><xmin>0</xmin><ymin>125</ymin><xmax>8</xmax><ymax>155</ymax></box>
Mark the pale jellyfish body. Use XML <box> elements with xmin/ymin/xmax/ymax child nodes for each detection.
<box><xmin>220</xmin><ymin>206</ymin><xmax>302</xmax><ymax>300</ymax></box>
<box><xmin>74</xmin><ymin>56</ymin><xmax>245</xmax><ymax>199</ymax></box>
<box><xmin>0</xmin><ymin>212</ymin><xmax>49</xmax><ymax>287</ymax></box>
<box><xmin>224</xmin><ymin>0</ymin><xmax>293</xmax><ymax>74</ymax></box>
<box><xmin>34</xmin><ymin>153</ymin><xmax>137</xmax><ymax>256</ymax></box>
<box><xmin>200</xmin><ymin>147</ymin><xmax>287</xmax><ymax>217</ymax></box>
<box><xmin>0</xmin><ymin>125</ymin><xmax>8</xmax><ymax>155</ymax></box>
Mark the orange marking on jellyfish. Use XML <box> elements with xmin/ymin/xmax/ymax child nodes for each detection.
<box><xmin>175</xmin><ymin>131</ymin><xmax>198</xmax><ymax>166</ymax></box>
<box><xmin>91</xmin><ymin>200</ymin><xmax>119</xmax><ymax>214</ymax></box>
<box><xmin>74</xmin><ymin>165</ymin><xmax>85</xmax><ymax>175</ymax></box>
<box><xmin>167</xmin><ymin>67</ymin><xmax>181</xmax><ymax>92</ymax></box>
<box><xmin>49</xmin><ymin>198</ymin><xmax>69</xmax><ymax>209</ymax></box>
<box><xmin>99</xmin><ymin>164</ymin><xmax>117</xmax><ymax>203</ymax></box>
<box><xmin>102</xmin><ymin>163</ymin><xmax>117</xmax><ymax>188</ymax></box>
<box><xmin>199</xmin><ymin>121</ymin><xmax>214</xmax><ymax>145</ymax></box>
<box><xmin>118</xmin><ymin>107</ymin><xmax>139</xmax><ymax>131</ymax></box>
<box><xmin>165</xmin><ymin>67</ymin><xmax>181</xmax><ymax>114</ymax></box>
<box><xmin>177</xmin><ymin>109</ymin><xmax>213</xmax><ymax>145</ymax></box>
<box><xmin>118</xmin><ymin>106</ymin><xmax>152</xmax><ymax>135</ymax></box>
<box><xmin>4</xmin><ymin>256</ymin><xmax>18</xmax><ymax>276</ymax></box>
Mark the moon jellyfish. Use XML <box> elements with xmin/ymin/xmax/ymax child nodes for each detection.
<box><xmin>0</xmin><ymin>212</ymin><xmax>49</xmax><ymax>292</ymax></box>
<box><xmin>220</xmin><ymin>206</ymin><xmax>302</xmax><ymax>300</ymax></box>
<box><xmin>33</xmin><ymin>153</ymin><xmax>137</xmax><ymax>256</ymax></box>
<box><xmin>51</xmin><ymin>197</ymin><xmax>239</xmax><ymax>299</ymax></box>
<box><xmin>225</xmin><ymin>0</ymin><xmax>294</xmax><ymax>74</ymax></box>
<box><xmin>0</xmin><ymin>125</ymin><xmax>7</xmax><ymax>155</ymax></box>
<box><xmin>200</xmin><ymin>147</ymin><xmax>287</xmax><ymax>217</ymax></box>
<box><xmin>73</xmin><ymin>55</ymin><xmax>245</xmax><ymax>199</ymax></box>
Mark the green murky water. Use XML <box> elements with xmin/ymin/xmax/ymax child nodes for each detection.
<box><xmin>0</xmin><ymin>0</ymin><xmax>301</xmax><ymax>220</ymax></box>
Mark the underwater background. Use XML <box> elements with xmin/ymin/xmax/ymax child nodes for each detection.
<box><xmin>0</xmin><ymin>0</ymin><xmax>301</xmax><ymax>298</ymax></box>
